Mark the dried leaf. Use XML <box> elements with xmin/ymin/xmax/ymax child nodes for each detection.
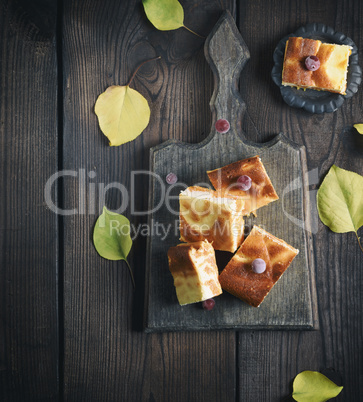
<box><xmin>317</xmin><ymin>164</ymin><xmax>363</xmax><ymax>253</ymax></box>
<box><xmin>354</xmin><ymin>123</ymin><xmax>363</xmax><ymax>134</ymax></box>
<box><xmin>95</xmin><ymin>85</ymin><xmax>150</xmax><ymax>146</ymax></box>
<box><xmin>292</xmin><ymin>371</ymin><xmax>343</xmax><ymax>402</ymax></box>
<box><xmin>93</xmin><ymin>206</ymin><xmax>135</xmax><ymax>287</ymax></box>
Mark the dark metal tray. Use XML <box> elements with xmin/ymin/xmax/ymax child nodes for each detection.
<box><xmin>271</xmin><ymin>23</ymin><xmax>361</xmax><ymax>113</ymax></box>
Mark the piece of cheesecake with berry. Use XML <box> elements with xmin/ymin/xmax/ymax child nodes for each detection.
<box><xmin>219</xmin><ymin>226</ymin><xmax>299</xmax><ymax>307</ymax></box>
<box><xmin>207</xmin><ymin>156</ymin><xmax>279</xmax><ymax>216</ymax></box>
<box><xmin>281</xmin><ymin>37</ymin><xmax>352</xmax><ymax>95</ymax></box>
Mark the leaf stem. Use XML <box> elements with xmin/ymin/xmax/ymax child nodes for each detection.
<box><xmin>126</xmin><ymin>56</ymin><xmax>161</xmax><ymax>87</ymax></box>
<box><xmin>355</xmin><ymin>231</ymin><xmax>363</xmax><ymax>254</ymax></box>
<box><xmin>124</xmin><ymin>259</ymin><xmax>135</xmax><ymax>290</ymax></box>
<box><xmin>183</xmin><ymin>25</ymin><xmax>205</xmax><ymax>39</ymax></box>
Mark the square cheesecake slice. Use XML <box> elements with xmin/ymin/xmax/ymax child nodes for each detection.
<box><xmin>282</xmin><ymin>37</ymin><xmax>352</xmax><ymax>95</ymax></box>
<box><xmin>207</xmin><ymin>156</ymin><xmax>279</xmax><ymax>216</ymax></box>
<box><xmin>179</xmin><ymin>186</ymin><xmax>245</xmax><ymax>253</ymax></box>
<box><xmin>167</xmin><ymin>240</ymin><xmax>222</xmax><ymax>306</ymax></box>
<box><xmin>219</xmin><ymin>226</ymin><xmax>299</xmax><ymax>307</ymax></box>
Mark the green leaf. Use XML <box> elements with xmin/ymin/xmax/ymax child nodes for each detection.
<box><xmin>93</xmin><ymin>206</ymin><xmax>135</xmax><ymax>287</ymax></box>
<box><xmin>292</xmin><ymin>371</ymin><xmax>343</xmax><ymax>402</ymax></box>
<box><xmin>95</xmin><ymin>84</ymin><xmax>150</xmax><ymax>146</ymax></box>
<box><xmin>317</xmin><ymin>164</ymin><xmax>363</xmax><ymax>253</ymax></box>
<box><xmin>142</xmin><ymin>0</ymin><xmax>203</xmax><ymax>37</ymax></box>
<box><xmin>354</xmin><ymin>123</ymin><xmax>363</xmax><ymax>134</ymax></box>
<box><xmin>142</xmin><ymin>0</ymin><xmax>184</xmax><ymax>31</ymax></box>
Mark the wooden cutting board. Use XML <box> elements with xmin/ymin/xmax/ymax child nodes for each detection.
<box><xmin>144</xmin><ymin>11</ymin><xmax>318</xmax><ymax>331</ymax></box>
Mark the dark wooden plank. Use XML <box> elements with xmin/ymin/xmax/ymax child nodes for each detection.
<box><xmin>237</xmin><ymin>0</ymin><xmax>363</xmax><ymax>400</ymax></box>
<box><xmin>62</xmin><ymin>0</ymin><xmax>236</xmax><ymax>400</ymax></box>
<box><xmin>145</xmin><ymin>12</ymin><xmax>317</xmax><ymax>331</ymax></box>
<box><xmin>0</xmin><ymin>0</ymin><xmax>59</xmax><ymax>400</ymax></box>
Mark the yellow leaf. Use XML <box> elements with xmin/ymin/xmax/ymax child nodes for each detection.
<box><xmin>353</xmin><ymin>124</ymin><xmax>363</xmax><ymax>134</ymax></box>
<box><xmin>292</xmin><ymin>371</ymin><xmax>343</xmax><ymax>402</ymax></box>
<box><xmin>95</xmin><ymin>85</ymin><xmax>150</xmax><ymax>146</ymax></box>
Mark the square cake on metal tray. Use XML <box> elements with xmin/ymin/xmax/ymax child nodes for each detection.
<box><xmin>282</xmin><ymin>37</ymin><xmax>352</xmax><ymax>95</ymax></box>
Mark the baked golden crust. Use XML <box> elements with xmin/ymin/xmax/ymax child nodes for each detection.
<box><xmin>168</xmin><ymin>240</ymin><xmax>222</xmax><ymax>305</ymax></box>
<box><xmin>282</xmin><ymin>37</ymin><xmax>352</xmax><ymax>95</ymax></box>
<box><xmin>219</xmin><ymin>226</ymin><xmax>299</xmax><ymax>307</ymax></box>
<box><xmin>179</xmin><ymin>186</ymin><xmax>245</xmax><ymax>253</ymax></box>
<box><xmin>207</xmin><ymin>156</ymin><xmax>279</xmax><ymax>215</ymax></box>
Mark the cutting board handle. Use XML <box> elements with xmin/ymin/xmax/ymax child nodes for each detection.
<box><xmin>204</xmin><ymin>11</ymin><xmax>250</xmax><ymax>139</ymax></box>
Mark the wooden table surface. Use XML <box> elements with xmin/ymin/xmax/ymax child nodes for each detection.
<box><xmin>1</xmin><ymin>0</ymin><xmax>362</xmax><ymax>401</ymax></box>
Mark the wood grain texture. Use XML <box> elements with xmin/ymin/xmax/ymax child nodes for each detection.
<box><xmin>61</xmin><ymin>0</ymin><xmax>236</xmax><ymax>400</ymax></box>
<box><xmin>1</xmin><ymin>0</ymin><xmax>362</xmax><ymax>400</ymax></box>
<box><xmin>238</xmin><ymin>0</ymin><xmax>363</xmax><ymax>400</ymax></box>
<box><xmin>0</xmin><ymin>0</ymin><xmax>59</xmax><ymax>400</ymax></box>
<box><xmin>145</xmin><ymin>12</ymin><xmax>317</xmax><ymax>331</ymax></box>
